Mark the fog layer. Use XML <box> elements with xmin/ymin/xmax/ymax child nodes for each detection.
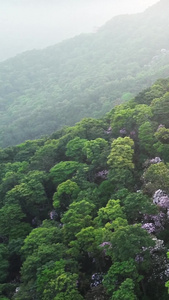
<box><xmin>1</xmin><ymin>0</ymin><xmax>159</xmax><ymax>61</ymax></box>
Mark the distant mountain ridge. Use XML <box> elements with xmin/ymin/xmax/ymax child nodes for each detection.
<box><xmin>0</xmin><ymin>0</ymin><xmax>169</xmax><ymax>147</ymax></box>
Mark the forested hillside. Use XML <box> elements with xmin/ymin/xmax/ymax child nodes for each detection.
<box><xmin>0</xmin><ymin>0</ymin><xmax>169</xmax><ymax>147</ymax></box>
<box><xmin>0</xmin><ymin>78</ymin><xmax>169</xmax><ymax>299</ymax></box>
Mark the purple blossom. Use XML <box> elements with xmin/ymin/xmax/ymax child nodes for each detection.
<box><xmin>167</xmin><ymin>210</ymin><xmax>169</xmax><ymax>219</ymax></box>
<box><xmin>159</xmin><ymin>196</ymin><xmax>169</xmax><ymax>209</ymax></box>
<box><xmin>99</xmin><ymin>241</ymin><xmax>112</xmax><ymax>255</ymax></box>
<box><xmin>157</xmin><ymin>124</ymin><xmax>165</xmax><ymax>131</ymax></box>
<box><xmin>142</xmin><ymin>223</ymin><xmax>156</xmax><ymax>233</ymax></box>
<box><xmin>130</xmin><ymin>130</ymin><xmax>136</xmax><ymax>139</ymax></box>
<box><xmin>119</xmin><ymin>128</ymin><xmax>127</xmax><ymax>136</ymax></box>
<box><xmin>105</xmin><ymin>127</ymin><xmax>112</xmax><ymax>134</ymax></box>
<box><xmin>165</xmin><ymin>265</ymin><xmax>169</xmax><ymax>277</ymax></box>
<box><xmin>148</xmin><ymin>238</ymin><xmax>169</xmax><ymax>282</ymax></box>
<box><xmin>143</xmin><ymin>157</ymin><xmax>162</xmax><ymax>168</ymax></box>
<box><xmin>135</xmin><ymin>254</ymin><xmax>144</xmax><ymax>263</ymax></box>
<box><xmin>142</xmin><ymin>212</ymin><xmax>165</xmax><ymax>233</ymax></box>
<box><xmin>153</xmin><ymin>190</ymin><xmax>169</xmax><ymax>208</ymax></box>
<box><xmin>152</xmin><ymin>237</ymin><xmax>164</xmax><ymax>250</ymax></box>
<box><xmin>96</xmin><ymin>170</ymin><xmax>109</xmax><ymax>179</ymax></box>
<box><xmin>15</xmin><ymin>287</ymin><xmax>20</xmax><ymax>293</ymax></box>
<box><xmin>99</xmin><ymin>241</ymin><xmax>112</xmax><ymax>248</ymax></box>
<box><xmin>32</xmin><ymin>217</ymin><xmax>37</xmax><ymax>225</ymax></box>
<box><xmin>49</xmin><ymin>210</ymin><xmax>58</xmax><ymax>220</ymax></box>
<box><xmin>143</xmin><ymin>212</ymin><xmax>166</xmax><ymax>225</ymax></box>
<box><xmin>153</xmin><ymin>212</ymin><xmax>166</xmax><ymax>224</ymax></box>
<box><xmin>150</xmin><ymin>157</ymin><xmax>162</xmax><ymax>164</ymax></box>
<box><xmin>91</xmin><ymin>273</ymin><xmax>103</xmax><ymax>287</ymax></box>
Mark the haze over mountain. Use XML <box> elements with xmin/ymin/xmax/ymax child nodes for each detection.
<box><xmin>0</xmin><ymin>0</ymin><xmax>169</xmax><ymax>148</ymax></box>
<box><xmin>1</xmin><ymin>0</ymin><xmax>158</xmax><ymax>61</ymax></box>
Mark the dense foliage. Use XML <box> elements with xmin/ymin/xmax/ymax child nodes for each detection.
<box><xmin>0</xmin><ymin>78</ymin><xmax>169</xmax><ymax>299</ymax></box>
<box><xmin>0</xmin><ymin>0</ymin><xmax>169</xmax><ymax>147</ymax></box>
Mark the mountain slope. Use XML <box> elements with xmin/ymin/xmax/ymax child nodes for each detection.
<box><xmin>1</xmin><ymin>0</ymin><xmax>169</xmax><ymax>147</ymax></box>
<box><xmin>0</xmin><ymin>78</ymin><xmax>169</xmax><ymax>299</ymax></box>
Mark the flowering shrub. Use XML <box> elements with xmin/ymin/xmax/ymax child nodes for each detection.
<box><xmin>95</xmin><ymin>170</ymin><xmax>109</xmax><ymax>179</ymax></box>
<box><xmin>150</xmin><ymin>157</ymin><xmax>162</xmax><ymax>164</ymax></box>
<box><xmin>91</xmin><ymin>273</ymin><xmax>104</xmax><ymax>287</ymax></box>
<box><xmin>153</xmin><ymin>190</ymin><xmax>169</xmax><ymax>208</ymax></box>
<box><xmin>141</xmin><ymin>223</ymin><xmax>156</xmax><ymax>233</ymax></box>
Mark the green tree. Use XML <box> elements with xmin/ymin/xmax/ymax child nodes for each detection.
<box><xmin>69</xmin><ymin>226</ymin><xmax>104</xmax><ymax>263</ymax></box>
<box><xmin>94</xmin><ymin>199</ymin><xmax>126</xmax><ymax>227</ymax></box>
<box><xmin>53</xmin><ymin>180</ymin><xmax>80</xmax><ymax>210</ymax></box>
<box><xmin>0</xmin><ymin>245</ymin><xmax>9</xmax><ymax>283</ymax></box>
<box><xmin>0</xmin><ymin>172</ymin><xmax>19</xmax><ymax>207</ymax></box>
<box><xmin>154</xmin><ymin>126</ymin><xmax>169</xmax><ymax>144</ymax></box>
<box><xmin>19</xmin><ymin>222</ymin><xmax>65</xmax><ymax>297</ymax></box>
<box><xmin>143</xmin><ymin>162</ymin><xmax>169</xmax><ymax>194</ymax></box>
<box><xmin>111</xmin><ymin>278</ymin><xmax>137</xmax><ymax>300</ymax></box>
<box><xmin>153</xmin><ymin>141</ymin><xmax>169</xmax><ymax>162</ymax></box>
<box><xmin>21</xmin><ymin>221</ymin><xmax>62</xmax><ymax>258</ymax></box>
<box><xmin>14</xmin><ymin>139</ymin><xmax>43</xmax><ymax>162</ymax></box>
<box><xmin>107</xmin><ymin>137</ymin><xmax>134</xmax><ymax>188</ymax></box>
<box><xmin>74</xmin><ymin>118</ymin><xmax>107</xmax><ymax>140</ymax></box>
<box><xmin>0</xmin><ymin>203</ymin><xmax>31</xmax><ymax>240</ymax></box>
<box><xmin>109</xmin><ymin>224</ymin><xmax>154</xmax><ymax>262</ymax></box>
<box><xmin>138</xmin><ymin>121</ymin><xmax>155</xmax><ymax>156</ymax></box>
<box><xmin>111</xmin><ymin>104</ymin><xmax>134</xmax><ymax>136</ymax></box>
<box><xmin>133</xmin><ymin>104</ymin><xmax>152</xmax><ymax>127</ymax></box>
<box><xmin>103</xmin><ymin>260</ymin><xmax>139</xmax><ymax>299</ymax></box>
<box><xmin>151</xmin><ymin>92</ymin><xmax>169</xmax><ymax>127</ymax></box>
<box><xmin>83</xmin><ymin>138</ymin><xmax>109</xmax><ymax>167</ymax></box>
<box><xmin>61</xmin><ymin>200</ymin><xmax>95</xmax><ymax>242</ymax></box>
<box><xmin>30</xmin><ymin>139</ymin><xmax>61</xmax><ymax>171</ymax></box>
<box><xmin>5</xmin><ymin>171</ymin><xmax>48</xmax><ymax>219</ymax></box>
<box><xmin>36</xmin><ymin>260</ymin><xmax>84</xmax><ymax>300</ymax></box>
<box><xmin>123</xmin><ymin>192</ymin><xmax>157</xmax><ymax>223</ymax></box>
<box><xmin>107</xmin><ymin>137</ymin><xmax>134</xmax><ymax>170</ymax></box>
<box><xmin>50</xmin><ymin>161</ymin><xmax>88</xmax><ymax>186</ymax></box>
<box><xmin>66</xmin><ymin>137</ymin><xmax>87</xmax><ymax>162</ymax></box>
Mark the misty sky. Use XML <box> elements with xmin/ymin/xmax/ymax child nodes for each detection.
<box><xmin>0</xmin><ymin>0</ymin><xmax>159</xmax><ymax>61</ymax></box>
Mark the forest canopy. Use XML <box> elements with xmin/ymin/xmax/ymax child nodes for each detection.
<box><xmin>0</xmin><ymin>78</ymin><xmax>169</xmax><ymax>299</ymax></box>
